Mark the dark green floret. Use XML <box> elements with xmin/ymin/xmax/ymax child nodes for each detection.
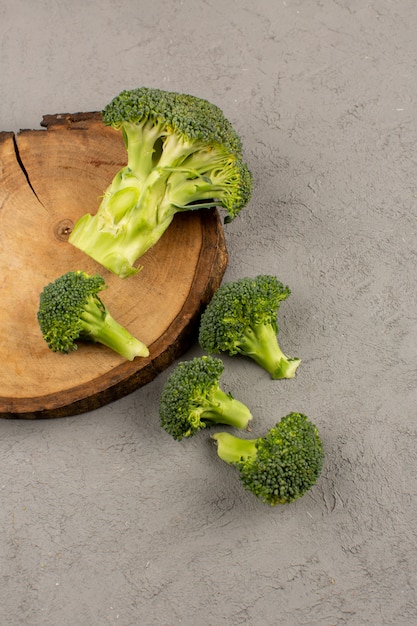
<box><xmin>159</xmin><ymin>355</ymin><xmax>252</xmax><ymax>441</ymax></box>
<box><xmin>198</xmin><ymin>275</ymin><xmax>301</xmax><ymax>379</ymax></box>
<box><xmin>37</xmin><ymin>270</ymin><xmax>149</xmax><ymax>360</ymax></box>
<box><xmin>69</xmin><ymin>87</ymin><xmax>252</xmax><ymax>278</ymax></box>
<box><xmin>212</xmin><ymin>412</ymin><xmax>324</xmax><ymax>506</ymax></box>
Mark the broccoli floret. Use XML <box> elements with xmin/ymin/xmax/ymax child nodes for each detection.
<box><xmin>37</xmin><ymin>270</ymin><xmax>149</xmax><ymax>360</ymax></box>
<box><xmin>159</xmin><ymin>355</ymin><xmax>252</xmax><ymax>441</ymax></box>
<box><xmin>198</xmin><ymin>275</ymin><xmax>301</xmax><ymax>379</ymax></box>
<box><xmin>69</xmin><ymin>87</ymin><xmax>252</xmax><ymax>278</ymax></box>
<box><xmin>212</xmin><ymin>412</ymin><xmax>324</xmax><ymax>505</ymax></box>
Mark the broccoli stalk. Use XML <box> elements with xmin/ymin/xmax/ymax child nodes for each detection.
<box><xmin>189</xmin><ymin>385</ymin><xmax>252</xmax><ymax>430</ymax></box>
<box><xmin>212</xmin><ymin>412</ymin><xmax>324</xmax><ymax>506</ymax></box>
<box><xmin>77</xmin><ymin>299</ymin><xmax>147</xmax><ymax>361</ymax></box>
<box><xmin>69</xmin><ymin>87</ymin><xmax>252</xmax><ymax>278</ymax></box>
<box><xmin>159</xmin><ymin>355</ymin><xmax>252</xmax><ymax>440</ymax></box>
<box><xmin>233</xmin><ymin>321</ymin><xmax>301</xmax><ymax>379</ymax></box>
<box><xmin>198</xmin><ymin>275</ymin><xmax>301</xmax><ymax>379</ymax></box>
<box><xmin>37</xmin><ymin>271</ymin><xmax>149</xmax><ymax>360</ymax></box>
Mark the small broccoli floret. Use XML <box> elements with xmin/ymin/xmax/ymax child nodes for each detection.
<box><xmin>212</xmin><ymin>412</ymin><xmax>324</xmax><ymax>506</ymax></box>
<box><xmin>198</xmin><ymin>275</ymin><xmax>301</xmax><ymax>379</ymax></box>
<box><xmin>159</xmin><ymin>355</ymin><xmax>252</xmax><ymax>441</ymax></box>
<box><xmin>69</xmin><ymin>87</ymin><xmax>252</xmax><ymax>278</ymax></box>
<box><xmin>37</xmin><ymin>270</ymin><xmax>149</xmax><ymax>360</ymax></box>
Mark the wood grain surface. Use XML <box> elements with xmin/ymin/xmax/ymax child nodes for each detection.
<box><xmin>0</xmin><ymin>113</ymin><xmax>228</xmax><ymax>418</ymax></box>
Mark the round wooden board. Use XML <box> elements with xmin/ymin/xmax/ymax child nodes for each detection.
<box><xmin>0</xmin><ymin>112</ymin><xmax>228</xmax><ymax>419</ymax></box>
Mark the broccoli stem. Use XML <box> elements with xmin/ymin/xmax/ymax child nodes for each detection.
<box><xmin>69</xmin><ymin>169</ymin><xmax>174</xmax><ymax>278</ymax></box>
<box><xmin>122</xmin><ymin>119</ymin><xmax>165</xmax><ymax>179</ymax></box>
<box><xmin>212</xmin><ymin>431</ymin><xmax>257</xmax><ymax>464</ymax></box>
<box><xmin>199</xmin><ymin>387</ymin><xmax>252</xmax><ymax>429</ymax></box>
<box><xmin>237</xmin><ymin>323</ymin><xmax>301</xmax><ymax>379</ymax></box>
<box><xmin>80</xmin><ymin>300</ymin><xmax>149</xmax><ymax>361</ymax></box>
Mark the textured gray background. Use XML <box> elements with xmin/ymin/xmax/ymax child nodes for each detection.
<box><xmin>1</xmin><ymin>1</ymin><xmax>416</xmax><ymax>624</ymax></box>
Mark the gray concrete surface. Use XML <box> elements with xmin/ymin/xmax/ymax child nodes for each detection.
<box><xmin>1</xmin><ymin>1</ymin><xmax>417</xmax><ymax>624</ymax></box>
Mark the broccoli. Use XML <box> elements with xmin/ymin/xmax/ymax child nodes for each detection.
<box><xmin>68</xmin><ymin>87</ymin><xmax>252</xmax><ymax>278</ymax></box>
<box><xmin>212</xmin><ymin>412</ymin><xmax>324</xmax><ymax>506</ymax></box>
<box><xmin>198</xmin><ymin>274</ymin><xmax>301</xmax><ymax>379</ymax></box>
<box><xmin>159</xmin><ymin>355</ymin><xmax>252</xmax><ymax>441</ymax></box>
<box><xmin>37</xmin><ymin>270</ymin><xmax>149</xmax><ymax>360</ymax></box>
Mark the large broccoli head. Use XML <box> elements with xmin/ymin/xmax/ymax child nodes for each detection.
<box><xmin>69</xmin><ymin>87</ymin><xmax>252</xmax><ymax>277</ymax></box>
<box><xmin>213</xmin><ymin>412</ymin><xmax>324</xmax><ymax>506</ymax></box>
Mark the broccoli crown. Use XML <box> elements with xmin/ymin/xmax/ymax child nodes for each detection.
<box><xmin>239</xmin><ymin>413</ymin><xmax>324</xmax><ymax>505</ymax></box>
<box><xmin>102</xmin><ymin>86</ymin><xmax>243</xmax><ymax>156</ymax></box>
<box><xmin>69</xmin><ymin>87</ymin><xmax>252</xmax><ymax>277</ymax></box>
<box><xmin>37</xmin><ymin>270</ymin><xmax>149</xmax><ymax>360</ymax></box>
<box><xmin>198</xmin><ymin>274</ymin><xmax>290</xmax><ymax>356</ymax></box>
<box><xmin>37</xmin><ymin>271</ymin><xmax>107</xmax><ymax>353</ymax></box>
<box><xmin>213</xmin><ymin>412</ymin><xmax>324</xmax><ymax>506</ymax></box>
<box><xmin>159</xmin><ymin>355</ymin><xmax>252</xmax><ymax>440</ymax></box>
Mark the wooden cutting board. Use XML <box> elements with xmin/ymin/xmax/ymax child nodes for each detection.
<box><xmin>0</xmin><ymin>112</ymin><xmax>228</xmax><ymax>419</ymax></box>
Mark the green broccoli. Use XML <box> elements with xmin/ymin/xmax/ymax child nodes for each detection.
<box><xmin>198</xmin><ymin>274</ymin><xmax>301</xmax><ymax>379</ymax></box>
<box><xmin>68</xmin><ymin>87</ymin><xmax>252</xmax><ymax>278</ymax></box>
<box><xmin>159</xmin><ymin>355</ymin><xmax>252</xmax><ymax>441</ymax></box>
<box><xmin>37</xmin><ymin>270</ymin><xmax>149</xmax><ymax>360</ymax></box>
<box><xmin>212</xmin><ymin>412</ymin><xmax>324</xmax><ymax>506</ymax></box>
